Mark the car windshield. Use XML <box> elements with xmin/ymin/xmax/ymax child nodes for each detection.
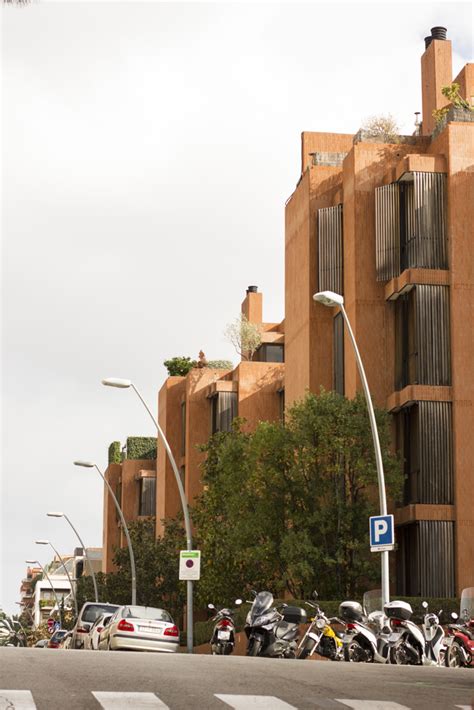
<box><xmin>122</xmin><ymin>606</ymin><xmax>172</xmax><ymax>622</ymax></box>
<box><xmin>250</xmin><ymin>591</ymin><xmax>274</xmax><ymax>618</ymax></box>
<box><xmin>82</xmin><ymin>604</ymin><xmax>119</xmax><ymax>623</ymax></box>
<box><xmin>460</xmin><ymin>587</ymin><xmax>474</xmax><ymax>620</ymax></box>
<box><xmin>52</xmin><ymin>631</ymin><xmax>67</xmax><ymax>640</ymax></box>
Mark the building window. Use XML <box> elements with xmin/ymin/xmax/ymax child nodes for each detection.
<box><xmin>318</xmin><ymin>204</ymin><xmax>343</xmax><ymax>295</ymax></box>
<box><xmin>253</xmin><ymin>343</ymin><xmax>284</xmax><ymax>363</ymax></box>
<box><xmin>179</xmin><ymin>466</ymin><xmax>186</xmax><ymax>492</ymax></box>
<box><xmin>375</xmin><ymin>172</ymin><xmax>447</xmax><ymax>281</ymax></box>
<box><xmin>396</xmin><ymin>521</ymin><xmax>455</xmax><ymax>597</ymax></box>
<box><xmin>333</xmin><ymin>312</ymin><xmax>344</xmax><ymax>396</ymax></box>
<box><xmin>395</xmin><ymin>285</ymin><xmax>451</xmax><ymax>390</ymax></box>
<box><xmin>278</xmin><ymin>388</ymin><xmax>285</xmax><ymax>423</ymax></box>
<box><xmin>181</xmin><ymin>401</ymin><xmax>186</xmax><ymax>456</ymax></box>
<box><xmin>396</xmin><ymin>401</ymin><xmax>453</xmax><ymax>506</ymax></box>
<box><xmin>139</xmin><ymin>477</ymin><xmax>156</xmax><ymax>516</ymax></box>
<box><xmin>211</xmin><ymin>392</ymin><xmax>238</xmax><ymax>434</ymax></box>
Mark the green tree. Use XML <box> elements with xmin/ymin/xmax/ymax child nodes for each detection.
<box><xmin>163</xmin><ymin>356</ymin><xmax>197</xmax><ymax>376</ymax></box>
<box><xmin>192</xmin><ymin>391</ymin><xmax>402</xmax><ymax>603</ymax></box>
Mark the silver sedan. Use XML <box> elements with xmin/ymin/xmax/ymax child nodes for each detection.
<box><xmin>98</xmin><ymin>605</ymin><xmax>179</xmax><ymax>653</ymax></box>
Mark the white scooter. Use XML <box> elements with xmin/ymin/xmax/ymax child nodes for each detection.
<box><xmin>386</xmin><ymin>600</ymin><xmax>445</xmax><ymax>666</ymax></box>
<box><xmin>339</xmin><ymin>601</ymin><xmax>391</xmax><ymax>663</ymax></box>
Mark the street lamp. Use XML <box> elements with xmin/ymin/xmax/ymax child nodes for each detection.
<box><xmin>25</xmin><ymin>559</ymin><xmax>63</xmax><ymax>627</ymax></box>
<box><xmin>46</xmin><ymin>512</ymin><xmax>99</xmax><ymax>603</ymax></box>
<box><xmin>73</xmin><ymin>460</ymin><xmax>137</xmax><ymax>606</ymax></box>
<box><xmin>313</xmin><ymin>290</ymin><xmax>390</xmax><ymax>606</ymax></box>
<box><xmin>102</xmin><ymin>376</ymin><xmax>195</xmax><ymax>653</ymax></box>
<box><xmin>35</xmin><ymin>540</ymin><xmax>78</xmax><ymax>617</ymax></box>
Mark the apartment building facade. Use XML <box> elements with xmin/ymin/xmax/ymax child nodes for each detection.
<box><xmin>285</xmin><ymin>27</ymin><xmax>473</xmax><ymax>596</ymax></box>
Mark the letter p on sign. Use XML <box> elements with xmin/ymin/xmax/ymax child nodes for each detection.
<box><xmin>369</xmin><ymin>514</ymin><xmax>395</xmax><ymax>552</ymax></box>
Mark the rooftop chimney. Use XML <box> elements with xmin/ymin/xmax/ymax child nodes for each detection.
<box><xmin>421</xmin><ymin>25</ymin><xmax>452</xmax><ymax>135</ymax></box>
<box><xmin>242</xmin><ymin>286</ymin><xmax>262</xmax><ymax>324</ymax></box>
<box><xmin>246</xmin><ymin>285</ymin><xmax>258</xmax><ymax>294</ymax></box>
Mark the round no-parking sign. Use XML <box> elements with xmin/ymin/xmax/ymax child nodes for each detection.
<box><xmin>179</xmin><ymin>550</ymin><xmax>201</xmax><ymax>580</ymax></box>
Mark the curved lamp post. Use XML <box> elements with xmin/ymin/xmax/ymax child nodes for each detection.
<box><xmin>35</xmin><ymin>540</ymin><xmax>78</xmax><ymax>617</ymax></box>
<box><xmin>73</xmin><ymin>460</ymin><xmax>137</xmax><ymax>606</ymax></box>
<box><xmin>25</xmin><ymin>558</ymin><xmax>62</xmax><ymax>627</ymax></box>
<box><xmin>313</xmin><ymin>290</ymin><xmax>390</xmax><ymax>606</ymax></box>
<box><xmin>46</xmin><ymin>512</ymin><xmax>99</xmax><ymax>603</ymax></box>
<box><xmin>102</xmin><ymin>377</ymin><xmax>194</xmax><ymax>653</ymax></box>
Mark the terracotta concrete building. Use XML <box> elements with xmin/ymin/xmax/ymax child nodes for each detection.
<box><xmin>156</xmin><ymin>287</ymin><xmax>284</xmax><ymax>535</ymax></box>
<box><xmin>285</xmin><ymin>27</ymin><xmax>473</xmax><ymax>596</ymax></box>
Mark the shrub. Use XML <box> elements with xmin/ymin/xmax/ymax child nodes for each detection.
<box><xmin>126</xmin><ymin>437</ymin><xmax>157</xmax><ymax>460</ymax></box>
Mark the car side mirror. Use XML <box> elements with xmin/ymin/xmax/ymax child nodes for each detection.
<box><xmin>207</xmin><ymin>603</ymin><xmax>215</xmax><ymax>610</ymax></box>
<box><xmin>422</xmin><ymin>601</ymin><xmax>428</xmax><ymax>609</ymax></box>
<box><xmin>83</xmin><ymin>623</ymin><xmax>91</xmax><ymax>632</ymax></box>
<box><xmin>235</xmin><ymin>599</ymin><xmax>242</xmax><ymax>606</ymax></box>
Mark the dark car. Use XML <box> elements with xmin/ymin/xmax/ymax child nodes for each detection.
<box><xmin>70</xmin><ymin>602</ymin><xmax>119</xmax><ymax>649</ymax></box>
<box><xmin>47</xmin><ymin>629</ymin><xmax>68</xmax><ymax>649</ymax></box>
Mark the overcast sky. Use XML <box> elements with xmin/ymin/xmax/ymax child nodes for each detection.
<box><xmin>1</xmin><ymin>1</ymin><xmax>472</xmax><ymax>614</ymax></box>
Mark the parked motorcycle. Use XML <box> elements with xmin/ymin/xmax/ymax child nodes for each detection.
<box><xmin>244</xmin><ymin>591</ymin><xmax>306</xmax><ymax>658</ymax></box>
<box><xmin>445</xmin><ymin>587</ymin><xmax>474</xmax><ymax>668</ymax></box>
<box><xmin>297</xmin><ymin>593</ymin><xmax>343</xmax><ymax>661</ymax></box>
<box><xmin>386</xmin><ymin>600</ymin><xmax>445</xmax><ymax>666</ymax></box>
<box><xmin>339</xmin><ymin>601</ymin><xmax>391</xmax><ymax>663</ymax></box>
<box><xmin>0</xmin><ymin>617</ymin><xmax>26</xmax><ymax>647</ymax></box>
<box><xmin>208</xmin><ymin>599</ymin><xmax>242</xmax><ymax>655</ymax></box>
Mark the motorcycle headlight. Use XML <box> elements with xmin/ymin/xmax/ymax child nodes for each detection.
<box><xmin>316</xmin><ymin>618</ymin><xmax>326</xmax><ymax>630</ymax></box>
<box><xmin>254</xmin><ymin>614</ymin><xmax>273</xmax><ymax>626</ymax></box>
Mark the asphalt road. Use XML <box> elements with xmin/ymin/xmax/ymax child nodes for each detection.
<box><xmin>0</xmin><ymin>648</ymin><xmax>472</xmax><ymax>710</ymax></box>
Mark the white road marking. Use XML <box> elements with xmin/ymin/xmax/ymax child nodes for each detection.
<box><xmin>215</xmin><ymin>695</ymin><xmax>297</xmax><ymax>710</ymax></box>
<box><xmin>0</xmin><ymin>690</ymin><xmax>37</xmax><ymax>710</ymax></box>
<box><xmin>92</xmin><ymin>692</ymin><xmax>169</xmax><ymax>709</ymax></box>
<box><xmin>455</xmin><ymin>706</ymin><xmax>471</xmax><ymax>710</ymax></box>
<box><xmin>336</xmin><ymin>702</ymin><xmax>411</xmax><ymax>710</ymax></box>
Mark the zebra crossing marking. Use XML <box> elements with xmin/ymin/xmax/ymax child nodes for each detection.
<box><xmin>336</xmin><ymin>701</ymin><xmax>412</xmax><ymax>710</ymax></box>
<box><xmin>0</xmin><ymin>690</ymin><xmax>36</xmax><ymax>710</ymax></box>
<box><xmin>215</xmin><ymin>695</ymin><xmax>297</xmax><ymax>709</ymax></box>
<box><xmin>92</xmin><ymin>692</ymin><xmax>170</xmax><ymax>709</ymax></box>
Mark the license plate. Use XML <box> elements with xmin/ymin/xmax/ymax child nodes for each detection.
<box><xmin>139</xmin><ymin>626</ymin><xmax>163</xmax><ymax>634</ymax></box>
<box><xmin>343</xmin><ymin>635</ymin><xmax>353</xmax><ymax>643</ymax></box>
<box><xmin>218</xmin><ymin>630</ymin><xmax>231</xmax><ymax>640</ymax></box>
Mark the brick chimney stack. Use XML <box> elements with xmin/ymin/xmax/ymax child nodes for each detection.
<box><xmin>241</xmin><ymin>285</ymin><xmax>262</xmax><ymax>324</ymax></box>
<box><xmin>421</xmin><ymin>26</ymin><xmax>452</xmax><ymax>136</ymax></box>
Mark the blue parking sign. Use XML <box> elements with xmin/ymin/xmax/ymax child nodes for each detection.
<box><xmin>369</xmin><ymin>514</ymin><xmax>395</xmax><ymax>551</ymax></box>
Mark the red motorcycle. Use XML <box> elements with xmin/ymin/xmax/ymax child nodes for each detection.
<box><xmin>445</xmin><ymin>587</ymin><xmax>474</xmax><ymax>668</ymax></box>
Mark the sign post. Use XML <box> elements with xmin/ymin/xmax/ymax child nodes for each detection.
<box><xmin>47</xmin><ymin>617</ymin><xmax>55</xmax><ymax>635</ymax></box>
<box><xmin>369</xmin><ymin>514</ymin><xmax>395</xmax><ymax>552</ymax></box>
<box><xmin>179</xmin><ymin>551</ymin><xmax>201</xmax><ymax>581</ymax></box>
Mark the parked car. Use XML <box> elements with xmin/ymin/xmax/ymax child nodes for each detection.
<box><xmin>70</xmin><ymin>602</ymin><xmax>119</xmax><ymax>649</ymax></box>
<box><xmin>47</xmin><ymin>629</ymin><xmax>68</xmax><ymax>649</ymax></box>
<box><xmin>98</xmin><ymin>605</ymin><xmax>179</xmax><ymax>653</ymax></box>
<box><xmin>85</xmin><ymin>613</ymin><xmax>114</xmax><ymax>651</ymax></box>
<box><xmin>34</xmin><ymin>639</ymin><xmax>49</xmax><ymax>648</ymax></box>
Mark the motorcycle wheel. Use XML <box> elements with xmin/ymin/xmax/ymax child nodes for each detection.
<box><xmin>247</xmin><ymin>638</ymin><xmax>262</xmax><ymax>657</ymax></box>
<box><xmin>343</xmin><ymin>640</ymin><xmax>368</xmax><ymax>663</ymax></box>
<box><xmin>445</xmin><ymin>642</ymin><xmax>464</xmax><ymax>668</ymax></box>
<box><xmin>390</xmin><ymin>639</ymin><xmax>415</xmax><ymax>665</ymax></box>
<box><xmin>298</xmin><ymin>640</ymin><xmax>315</xmax><ymax>660</ymax></box>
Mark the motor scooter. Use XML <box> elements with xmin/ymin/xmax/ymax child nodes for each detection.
<box><xmin>386</xmin><ymin>600</ymin><xmax>445</xmax><ymax>666</ymax></box>
<box><xmin>445</xmin><ymin>587</ymin><xmax>474</xmax><ymax>668</ymax></box>
<box><xmin>339</xmin><ymin>601</ymin><xmax>391</xmax><ymax>663</ymax></box>
<box><xmin>244</xmin><ymin>591</ymin><xmax>306</xmax><ymax>658</ymax></box>
<box><xmin>208</xmin><ymin>599</ymin><xmax>242</xmax><ymax>655</ymax></box>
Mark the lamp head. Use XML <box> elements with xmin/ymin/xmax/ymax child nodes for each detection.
<box><xmin>35</xmin><ymin>540</ymin><xmax>49</xmax><ymax>546</ymax></box>
<box><xmin>102</xmin><ymin>377</ymin><xmax>132</xmax><ymax>389</ymax></box>
<box><xmin>73</xmin><ymin>460</ymin><xmax>95</xmax><ymax>468</ymax></box>
<box><xmin>313</xmin><ymin>290</ymin><xmax>344</xmax><ymax>308</ymax></box>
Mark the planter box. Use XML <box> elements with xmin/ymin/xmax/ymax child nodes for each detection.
<box><xmin>432</xmin><ymin>105</ymin><xmax>474</xmax><ymax>139</ymax></box>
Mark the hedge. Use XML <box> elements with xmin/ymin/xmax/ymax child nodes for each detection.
<box><xmin>108</xmin><ymin>441</ymin><xmax>122</xmax><ymax>465</ymax></box>
<box><xmin>126</xmin><ymin>437</ymin><xmax>157</xmax><ymax>460</ymax></box>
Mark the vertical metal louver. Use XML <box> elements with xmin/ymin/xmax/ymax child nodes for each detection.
<box><xmin>418</xmin><ymin>401</ymin><xmax>453</xmax><ymax>504</ymax></box>
<box><xmin>396</xmin><ymin>521</ymin><xmax>455</xmax><ymax>597</ymax></box>
<box><xmin>375</xmin><ymin>183</ymin><xmax>400</xmax><ymax>281</ymax></box>
<box><xmin>318</xmin><ymin>205</ymin><xmax>343</xmax><ymax>295</ymax></box>
<box><xmin>410</xmin><ymin>172</ymin><xmax>448</xmax><ymax>269</ymax></box>
<box><xmin>415</xmin><ymin>285</ymin><xmax>451</xmax><ymax>385</ymax></box>
<box><xmin>375</xmin><ymin>173</ymin><xmax>447</xmax><ymax>280</ymax></box>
